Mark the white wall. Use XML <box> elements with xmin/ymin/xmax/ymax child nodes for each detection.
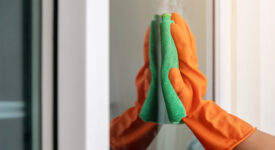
<box><xmin>217</xmin><ymin>0</ymin><xmax>275</xmax><ymax>135</ymax></box>
<box><xmin>234</xmin><ymin>0</ymin><xmax>261</xmax><ymax>126</ymax></box>
<box><xmin>259</xmin><ymin>0</ymin><xmax>275</xmax><ymax>134</ymax></box>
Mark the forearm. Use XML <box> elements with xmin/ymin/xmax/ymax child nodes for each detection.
<box><xmin>234</xmin><ymin>129</ymin><xmax>275</xmax><ymax>150</ymax></box>
<box><xmin>110</xmin><ymin>106</ymin><xmax>159</xmax><ymax>150</ymax></box>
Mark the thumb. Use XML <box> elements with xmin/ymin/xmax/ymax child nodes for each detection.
<box><xmin>169</xmin><ymin>68</ymin><xmax>193</xmax><ymax>114</ymax></box>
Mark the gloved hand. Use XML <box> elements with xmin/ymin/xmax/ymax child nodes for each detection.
<box><xmin>169</xmin><ymin>12</ymin><xmax>256</xmax><ymax>150</ymax></box>
<box><xmin>110</xmin><ymin>27</ymin><xmax>159</xmax><ymax>150</ymax></box>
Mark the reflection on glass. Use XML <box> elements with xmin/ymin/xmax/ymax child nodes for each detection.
<box><xmin>0</xmin><ymin>0</ymin><xmax>41</xmax><ymax>149</ymax></box>
<box><xmin>110</xmin><ymin>0</ymin><xmax>211</xmax><ymax>150</ymax></box>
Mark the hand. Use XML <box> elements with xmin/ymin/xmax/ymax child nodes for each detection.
<box><xmin>169</xmin><ymin>12</ymin><xmax>207</xmax><ymax>116</ymax></box>
<box><xmin>110</xmin><ymin>27</ymin><xmax>159</xmax><ymax>150</ymax></box>
<box><xmin>168</xmin><ymin>12</ymin><xmax>256</xmax><ymax>150</ymax></box>
<box><xmin>135</xmin><ymin>27</ymin><xmax>152</xmax><ymax>109</ymax></box>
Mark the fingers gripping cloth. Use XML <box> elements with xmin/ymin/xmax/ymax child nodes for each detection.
<box><xmin>168</xmin><ymin>12</ymin><xmax>256</xmax><ymax>149</ymax></box>
<box><xmin>139</xmin><ymin>14</ymin><xmax>186</xmax><ymax>124</ymax></box>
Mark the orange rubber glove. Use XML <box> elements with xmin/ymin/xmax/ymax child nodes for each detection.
<box><xmin>110</xmin><ymin>27</ymin><xmax>159</xmax><ymax>150</ymax></box>
<box><xmin>169</xmin><ymin>13</ymin><xmax>256</xmax><ymax>150</ymax></box>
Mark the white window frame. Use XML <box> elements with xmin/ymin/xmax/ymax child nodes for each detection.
<box><xmin>58</xmin><ymin>0</ymin><xmax>86</xmax><ymax>149</ymax></box>
<box><xmin>206</xmin><ymin>0</ymin><xmax>215</xmax><ymax>100</ymax></box>
<box><xmin>42</xmin><ymin>0</ymin><xmax>54</xmax><ymax>149</ymax></box>
<box><xmin>86</xmin><ymin>0</ymin><xmax>109</xmax><ymax>150</ymax></box>
<box><xmin>58</xmin><ymin>0</ymin><xmax>109</xmax><ymax>150</ymax></box>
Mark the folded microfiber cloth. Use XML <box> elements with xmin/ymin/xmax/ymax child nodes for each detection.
<box><xmin>139</xmin><ymin>14</ymin><xmax>186</xmax><ymax>124</ymax></box>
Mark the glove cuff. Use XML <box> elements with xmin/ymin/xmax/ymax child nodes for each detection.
<box><xmin>183</xmin><ymin>100</ymin><xmax>256</xmax><ymax>150</ymax></box>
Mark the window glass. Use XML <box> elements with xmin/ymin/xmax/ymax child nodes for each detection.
<box><xmin>0</xmin><ymin>0</ymin><xmax>41</xmax><ymax>149</ymax></box>
<box><xmin>109</xmin><ymin>0</ymin><xmax>213</xmax><ymax>149</ymax></box>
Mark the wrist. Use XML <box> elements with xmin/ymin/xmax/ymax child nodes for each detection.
<box><xmin>182</xmin><ymin>100</ymin><xmax>256</xmax><ymax>150</ymax></box>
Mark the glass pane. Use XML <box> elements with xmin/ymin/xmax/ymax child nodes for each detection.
<box><xmin>0</xmin><ymin>0</ymin><xmax>23</xmax><ymax>102</ymax></box>
<box><xmin>110</xmin><ymin>0</ymin><xmax>212</xmax><ymax>149</ymax></box>
<box><xmin>0</xmin><ymin>118</ymin><xmax>24</xmax><ymax>150</ymax></box>
<box><xmin>0</xmin><ymin>0</ymin><xmax>41</xmax><ymax>149</ymax></box>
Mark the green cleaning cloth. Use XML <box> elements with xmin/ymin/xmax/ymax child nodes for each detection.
<box><xmin>139</xmin><ymin>14</ymin><xmax>186</xmax><ymax>124</ymax></box>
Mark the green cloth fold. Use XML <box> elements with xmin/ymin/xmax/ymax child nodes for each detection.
<box><xmin>139</xmin><ymin>14</ymin><xmax>186</xmax><ymax>124</ymax></box>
